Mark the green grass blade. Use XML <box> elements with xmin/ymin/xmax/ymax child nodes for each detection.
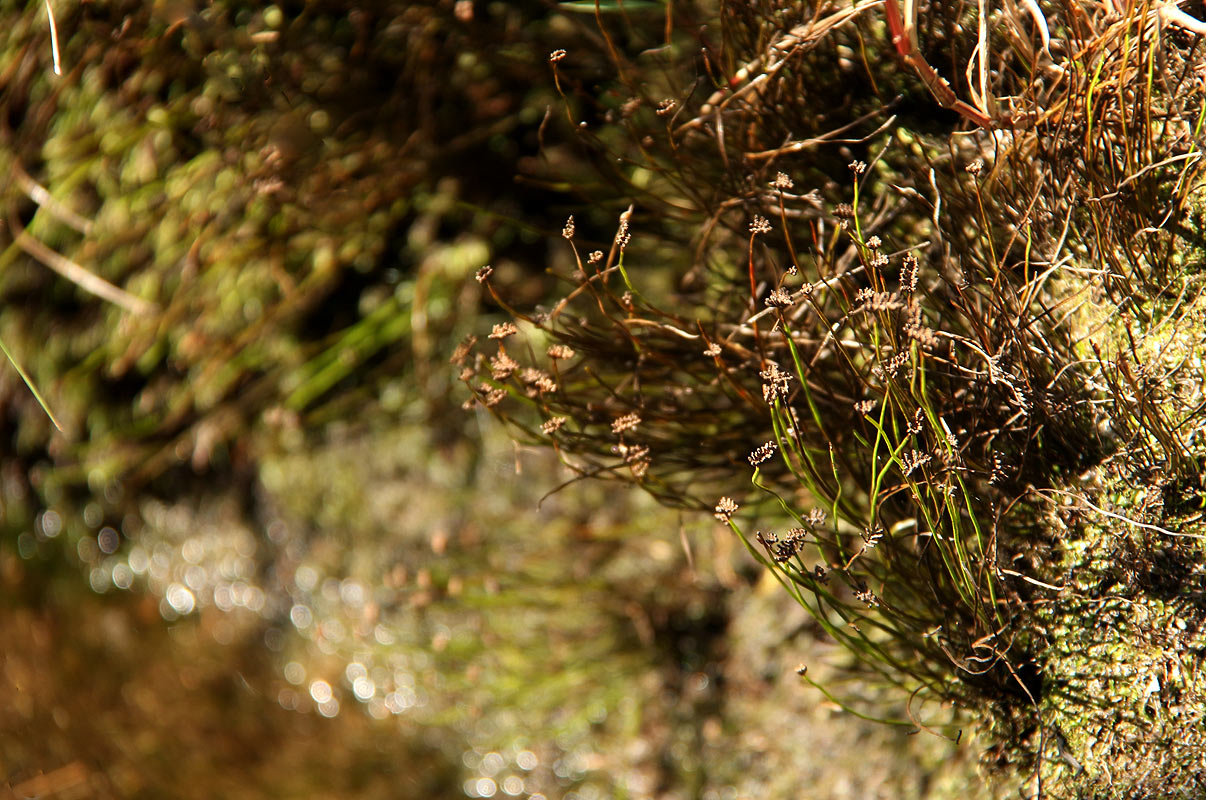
<box><xmin>0</xmin><ymin>335</ymin><xmax>64</xmax><ymax>432</ymax></box>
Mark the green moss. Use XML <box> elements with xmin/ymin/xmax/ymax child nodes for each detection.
<box><xmin>1013</xmin><ymin>178</ymin><xmax>1206</xmax><ymax>798</ymax></box>
<box><xmin>1033</xmin><ymin>497</ymin><xmax>1206</xmax><ymax>798</ymax></box>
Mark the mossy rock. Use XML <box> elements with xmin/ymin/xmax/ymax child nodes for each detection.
<box><xmin>1032</xmin><ymin>491</ymin><xmax>1206</xmax><ymax>798</ymax></box>
<box><xmin>1007</xmin><ymin>194</ymin><xmax>1206</xmax><ymax>797</ymax></box>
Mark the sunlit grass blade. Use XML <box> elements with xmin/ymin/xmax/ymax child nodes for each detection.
<box><xmin>0</xmin><ymin>335</ymin><xmax>63</xmax><ymax>432</ymax></box>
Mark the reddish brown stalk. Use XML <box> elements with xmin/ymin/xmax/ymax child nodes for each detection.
<box><xmin>882</xmin><ymin>0</ymin><xmax>998</xmax><ymax>128</ymax></box>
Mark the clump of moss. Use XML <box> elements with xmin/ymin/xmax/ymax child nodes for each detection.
<box><xmin>0</xmin><ymin>0</ymin><xmax>562</xmax><ymax>508</ymax></box>
<box><xmin>1013</xmin><ymin>220</ymin><xmax>1206</xmax><ymax>796</ymax></box>
<box><xmin>1032</xmin><ymin>506</ymin><xmax>1206</xmax><ymax>797</ymax></box>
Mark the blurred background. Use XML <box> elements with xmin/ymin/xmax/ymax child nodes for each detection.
<box><xmin>0</xmin><ymin>1</ymin><xmax>992</xmax><ymax>797</ymax></box>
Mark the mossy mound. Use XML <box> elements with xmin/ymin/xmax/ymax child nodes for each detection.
<box><xmin>0</xmin><ymin>0</ymin><xmax>560</xmax><ymax>510</ymax></box>
<box><xmin>1036</xmin><ymin>503</ymin><xmax>1206</xmax><ymax>798</ymax></box>
<box><xmin>1027</xmin><ymin>240</ymin><xmax>1206</xmax><ymax>797</ymax></box>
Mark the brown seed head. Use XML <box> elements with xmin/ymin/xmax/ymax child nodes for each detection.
<box><xmin>450</xmin><ymin>335</ymin><xmax>478</xmax><ymax>366</ymax></box>
<box><xmin>489</xmin><ymin>322</ymin><xmax>519</xmax><ymax>340</ymax></box>
<box><xmin>541</xmin><ymin>416</ymin><xmax>567</xmax><ymax>434</ymax></box>
<box><xmin>611</xmin><ymin>412</ymin><xmax>641</xmax><ymax>434</ymax></box>
<box><xmin>748</xmin><ymin>440</ymin><xmax>778</xmax><ymax>466</ymax></box>
<box><xmin>714</xmin><ymin>496</ymin><xmax>739</xmax><ymax>522</ymax></box>
<box><xmin>760</xmin><ymin>362</ymin><xmax>791</xmax><ymax>402</ymax></box>
<box><xmin>900</xmin><ymin>253</ymin><xmax>919</xmax><ymax>294</ymax></box>
<box><xmin>765</xmin><ymin>287</ymin><xmax>793</xmax><ymax>309</ymax></box>
<box><xmin>490</xmin><ymin>351</ymin><xmax>519</xmax><ymax>380</ymax></box>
